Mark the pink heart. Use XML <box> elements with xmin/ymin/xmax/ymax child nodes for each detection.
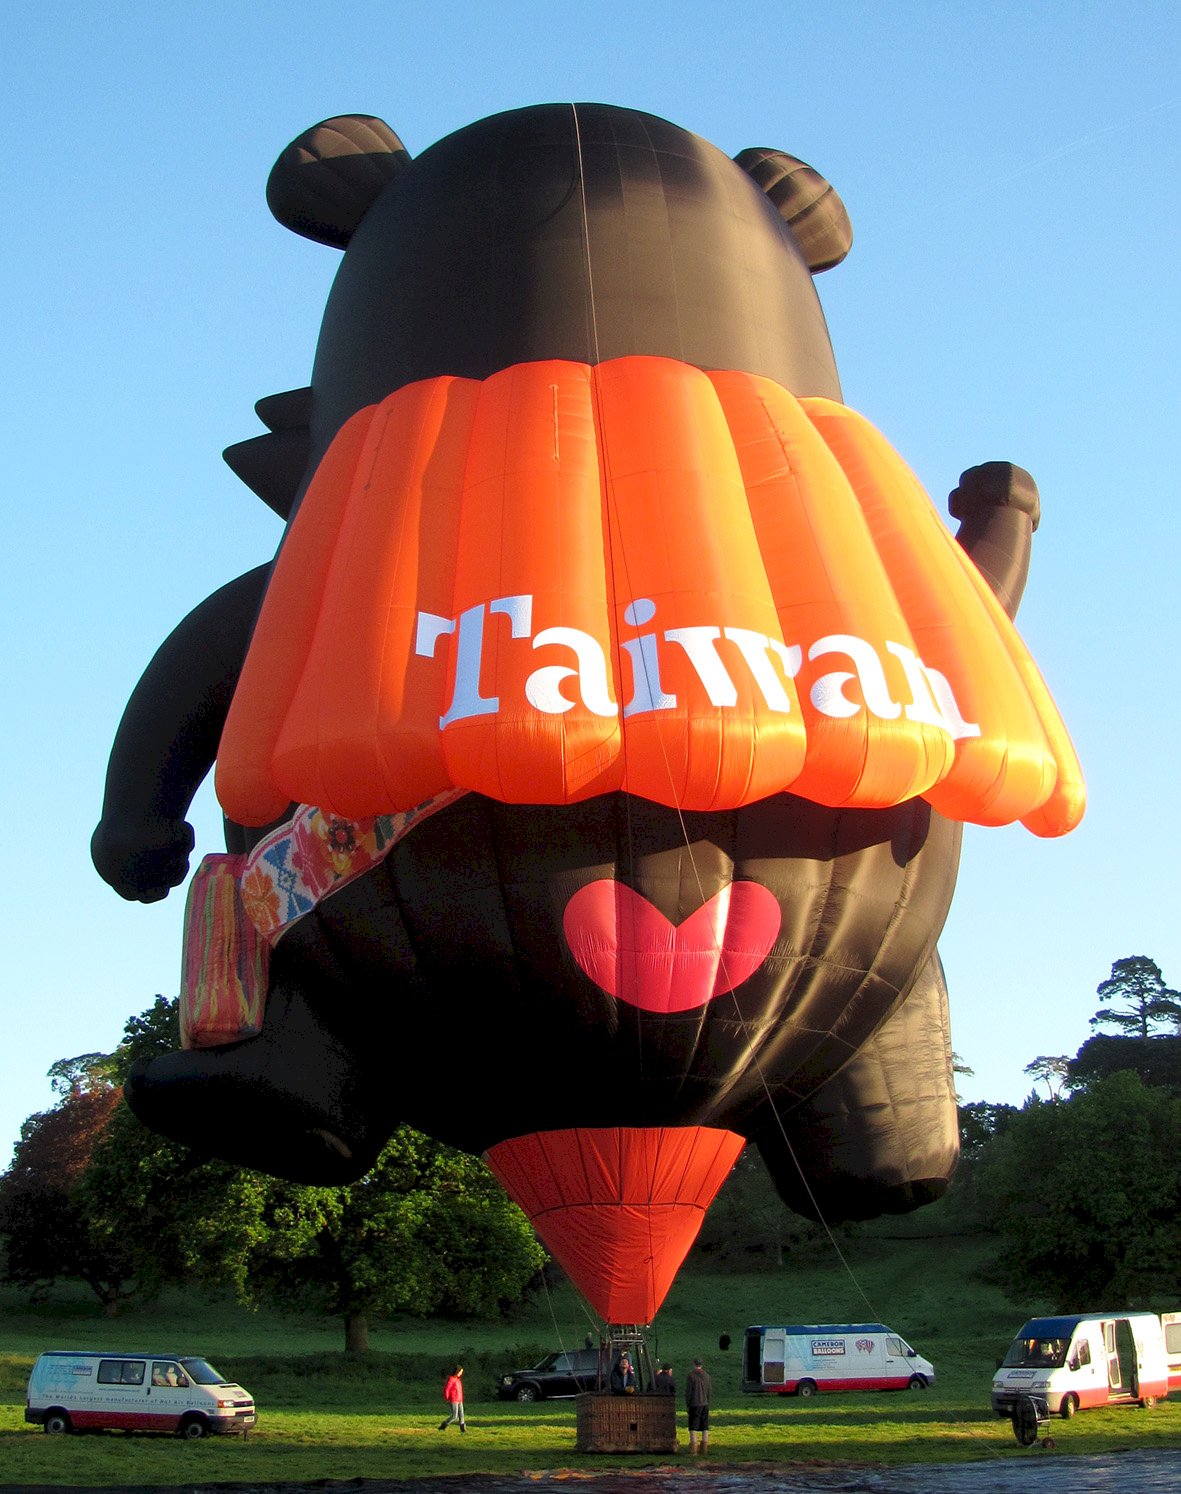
<box><xmin>563</xmin><ymin>880</ymin><xmax>781</xmax><ymax>1014</ymax></box>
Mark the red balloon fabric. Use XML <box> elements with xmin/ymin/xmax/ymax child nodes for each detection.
<box><xmin>485</xmin><ymin>1126</ymin><xmax>745</xmax><ymax>1324</ymax></box>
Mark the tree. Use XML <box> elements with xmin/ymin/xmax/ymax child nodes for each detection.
<box><xmin>957</xmin><ymin>1100</ymin><xmax>1018</xmax><ymax>1166</ymax></box>
<box><xmin>1069</xmin><ymin>1033</ymin><xmax>1181</xmax><ymax>1093</ymax></box>
<box><xmin>974</xmin><ymin>1072</ymin><xmax>1181</xmax><ymax>1307</ymax></box>
<box><xmin>0</xmin><ymin>1083</ymin><xmax>133</xmax><ymax>1313</ymax></box>
<box><xmin>247</xmin><ymin>1126</ymin><xmax>547</xmax><ymax>1353</ymax></box>
<box><xmin>1091</xmin><ymin>956</ymin><xmax>1181</xmax><ymax>1039</ymax></box>
<box><xmin>1023</xmin><ymin>1055</ymin><xmax>1071</xmax><ymax>1101</ymax></box>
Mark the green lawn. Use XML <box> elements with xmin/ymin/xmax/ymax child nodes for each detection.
<box><xmin>3</xmin><ymin>1231</ymin><xmax>1179</xmax><ymax>1487</ymax></box>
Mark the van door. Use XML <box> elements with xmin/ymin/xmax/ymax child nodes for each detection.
<box><xmin>1104</xmin><ymin>1320</ymin><xmax>1121</xmax><ymax>1392</ymax></box>
<box><xmin>883</xmin><ymin>1335</ymin><xmax>908</xmax><ymax>1387</ymax></box>
<box><xmin>146</xmin><ymin>1360</ymin><xmax>192</xmax><ymax>1431</ymax></box>
<box><xmin>763</xmin><ymin>1330</ymin><xmax>787</xmax><ymax>1388</ymax></box>
<box><xmin>94</xmin><ymin>1357</ymin><xmax>150</xmax><ymax>1431</ymax></box>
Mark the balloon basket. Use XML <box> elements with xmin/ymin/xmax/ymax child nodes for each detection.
<box><xmin>575</xmin><ymin>1391</ymin><xmax>676</xmax><ymax>1454</ymax></box>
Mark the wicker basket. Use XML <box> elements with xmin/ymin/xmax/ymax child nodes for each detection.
<box><xmin>575</xmin><ymin>1391</ymin><xmax>677</xmax><ymax>1453</ymax></box>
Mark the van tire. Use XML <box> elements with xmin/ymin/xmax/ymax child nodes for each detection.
<box><xmin>43</xmin><ymin>1411</ymin><xmax>71</xmax><ymax>1435</ymax></box>
<box><xmin>178</xmin><ymin>1415</ymin><xmax>209</xmax><ymax>1440</ymax></box>
<box><xmin>796</xmin><ymin>1380</ymin><xmax>817</xmax><ymax>1398</ymax></box>
<box><xmin>1059</xmin><ymin>1393</ymin><xmax>1078</xmax><ymax>1419</ymax></box>
<box><xmin>1140</xmin><ymin>1396</ymin><xmax>1157</xmax><ymax>1408</ymax></box>
<box><xmin>907</xmin><ymin>1375</ymin><xmax>928</xmax><ymax>1390</ymax></box>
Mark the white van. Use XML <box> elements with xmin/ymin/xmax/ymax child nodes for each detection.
<box><xmin>742</xmin><ymin>1323</ymin><xmax>935</xmax><ymax>1396</ymax></box>
<box><xmin>26</xmin><ymin>1350</ymin><xmax>256</xmax><ymax>1438</ymax></box>
<box><xmin>991</xmin><ymin>1313</ymin><xmax>1169</xmax><ymax>1419</ymax></box>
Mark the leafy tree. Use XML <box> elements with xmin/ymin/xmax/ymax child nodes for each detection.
<box><xmin>1023</xmin><ymin>1055</ymin><xmax>1071</xmax><ymax>1101</ymax></box>
<box><xmin>78</xmin><ymin>1094</ymin><xmax>274</xmax><ymax>1308</ymax></box>
<box><xmin>974</xmin><ymin>1072</ymin><xmax>1181</xmax><ymax>1308</ymax></box>
<box><xmin>957</xmin><ymin>1100</ymin><xmax>1018</xmax><ymax>1166</ymax></box>
<box><xmin>1069</xmin><ymin>1033</ymin><xmax>1181</xmax><ymax>1094</ymax></box>
<box><xmin>1091</xmin><ymin>957</ymin><xmax>1181</xmax><ymax>1039</ymax></box>
<box><xmin>247</xmin><ymin>1127</ymin><xmax>547</xmax><ymax>1353</ymax></box>
<box><xmin>0</xmin><ymin>1084</ymin><xmax>133</xmax><ymax>1313</ymax></box>
<box><xmin>47</xmin><ymin>1051</ymin><xmax>119</xmax><ymax>1097</ymax></box>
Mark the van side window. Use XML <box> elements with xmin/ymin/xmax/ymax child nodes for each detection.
<box><xmin>1166</xmin><ymin>1323</ymin><xmax>1181</xmax><ymax>1353</ymax></box>
<box><xmin>152</xmin><ymin>1361</ymin><xmax>185</xmax><ymax>1387</ymax></box>
<box><xmin>98</xmin><ymin>1359</ymin><xmax>145</xmax><ymax>1385</ymax></box>
<box><xmin>1075</xmin><ymin>1340</ymin><xmax>1091</xmax><ymax>1367</ymax></box>
<box><xmin>887</xmin><ymin>1338</ymin><xmax>904</xmax><ymax>1356</ymax></box>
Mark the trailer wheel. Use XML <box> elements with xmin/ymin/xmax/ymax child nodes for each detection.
<box><xmin>43</xmin><ymin>1410</ymin><xmax>71</xmax><ymax>1435</ymax></box>
<box><xmin>1059</xmin><ymin>1393</ymin><xmax>1078</xmax><ymax>1419</ymax></box>
<box><xmin>796</xmin><ymin>1380</ymin><xmax>817</xmax><ymax>1398</ymax></box>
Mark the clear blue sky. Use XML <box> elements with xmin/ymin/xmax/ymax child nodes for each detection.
<box><xmin>4</xmin><ymin>1</ymin><xmax>1179</xmax><ymax>1167</ymax></box>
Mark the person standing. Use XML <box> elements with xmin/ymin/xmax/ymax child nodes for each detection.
<box><xmin>655</xmin><ymin>1362</ymin><xmax>675</xmax><ymax>1393</ymax></box>
<box><xmin>610</xmin><ymin>1350</ymin><xmax>637</xmax><ymax>1393</ymax></box>
<box><xmin>685</xmin><ymin>1356</ymin><xmax>711</xmax><ymax>1454</ymax></box>
<box><xmin>439</xmin><ymin>1364</ymin><xmax>466</xmax><ymax>1432</ymax></box>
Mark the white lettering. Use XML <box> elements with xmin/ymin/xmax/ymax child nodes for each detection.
<box><xmin>621</xmin><ymin>599</ymin><xmax>677</xmax><ymax>717</ymax></box>
<box><xmin>414</xmin><ymin>596</ymin><xmax>977</xmax><ymax>743</ymax></box>
<box><xmin>809</xmin><ymin>633</ymin><xmax>902</xmax><ymax>720</ymax></box>
<box><xmin>526</xmin><ymin>627</ymin><xmax>617</xmax><ymax>716</ymax></box>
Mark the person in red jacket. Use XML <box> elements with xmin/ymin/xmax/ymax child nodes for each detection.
<box><xmin>438</xmin><ymin>1364</ymin><xmax>466</xmax><ymax>1432</ymax></box>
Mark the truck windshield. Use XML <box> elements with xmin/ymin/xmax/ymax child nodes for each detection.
<box><xmin>1002</xmin><ymin>1336</ymin><xmax>1070</xmax><ymax>1369</ymax></box>
<box><xmin>179</xmin><ymin>1358</ymin><xmax>228</xmax><ymax>1385</ymax></box>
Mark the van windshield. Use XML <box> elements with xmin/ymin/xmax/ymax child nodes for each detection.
<box><xmin>1002</xmin><ymin>1336</ymin><xmax>1070</xmax><ymax>1369</ymax></box>
<box><xmin>179</xmin><ymin>1358</ymin><xmax>228</xmax><ymax>1385</ymax></box>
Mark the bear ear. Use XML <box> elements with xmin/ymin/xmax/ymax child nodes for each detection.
<box><xmin>266</xmin><ymin>115</ymin><xmax>412</xmax><ymax>249</ymax></box>
<box><xmin>734</xmin><ymin>148</ymin><xmax>852</xmax><ymax>273</ymax></box>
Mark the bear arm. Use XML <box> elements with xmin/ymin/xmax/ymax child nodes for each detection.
<box><xmin>91</xmin><ymin>564</ymin><xmax>271</xmax><ymax>902</ymax></box>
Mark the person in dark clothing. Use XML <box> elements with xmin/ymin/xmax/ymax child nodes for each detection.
<box><xmin>655</xmin><ymin>1362</ymin><xmax>675</xmax><ymax>1393</ymax></box>
<box><xmin>685</xmin><ymin>1357</ymin><xmax>712</xmax><ymax>1454</ymax></box>
<box><xmin>610</xmin><ymin>1351</ymin><xmax>637</xmax><ymax>1393</ymax></box>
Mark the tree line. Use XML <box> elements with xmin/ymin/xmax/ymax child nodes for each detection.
<box><xmin>2</xmin><ymin>957</ymin><xmax>1178</xmax><ymax>1337</ymax></box>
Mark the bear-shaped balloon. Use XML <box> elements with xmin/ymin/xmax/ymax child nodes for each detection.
<box><xmin>93</xmin><ymin>105</ymin><xmax>1082</xmax><ymax>1240</ymax></box>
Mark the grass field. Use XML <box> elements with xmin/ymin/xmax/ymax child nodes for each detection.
<box><xmin>3</xmin><ymin>1228</ymin><xmax>1180</xmax><ymax>1487</ymax></box>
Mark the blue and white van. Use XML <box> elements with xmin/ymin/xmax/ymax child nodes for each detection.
<box><xmin>991</xmin><ymin>1313</ymin><xmax>1169</xmax><ymax>1419</ymax></box>
<box><xmin>26</xmin><ymin>1350</ymin><xmax>256</xmax><ymax>1437</ymax></box>
<box><xmin>743</xmin><ymin>1323</ymin><xmax>935</xmax><ymax>1396</ymax></box>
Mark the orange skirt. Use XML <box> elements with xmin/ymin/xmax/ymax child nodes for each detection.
<box><xmin>215</xmin><ymin>356</ymin><xmax>1083</xmax><ymax>837</ymax></box>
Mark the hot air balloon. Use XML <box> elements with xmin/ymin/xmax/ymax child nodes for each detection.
<box><xmin>92</xmin><ymin>104</ymin><xmax>1084</xmax><ymax>1331</ymax></box>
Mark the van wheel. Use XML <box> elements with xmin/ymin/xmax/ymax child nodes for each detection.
<box><xmin>796</xmin><ymin>1380</ymin><xmax>817</xmax><ymax>1398</ymax></box>
<box><xmin>907</xmin><ymin>1375</ymin><xmax>928</xmax><ymax>1390</ymax></box>
<box><xmin>1140</xmin><ymin>1396</ymin><xmax>1157</xmax><ymax>1408</ymax></box>
<box><xmin>43</xmin><ymin>1411</ymin><xmax>71</xmax><ymax>1435</ymax></box>
<box><xmin>1059</xmin><ymin>1393</ymin><xmax>1078</xmax><ymax>1419</ymax></box>
<box><xmin>178</xmin><ymin>1416</ymin><xmax>209</xmax><ymax>1440</ymax></box>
